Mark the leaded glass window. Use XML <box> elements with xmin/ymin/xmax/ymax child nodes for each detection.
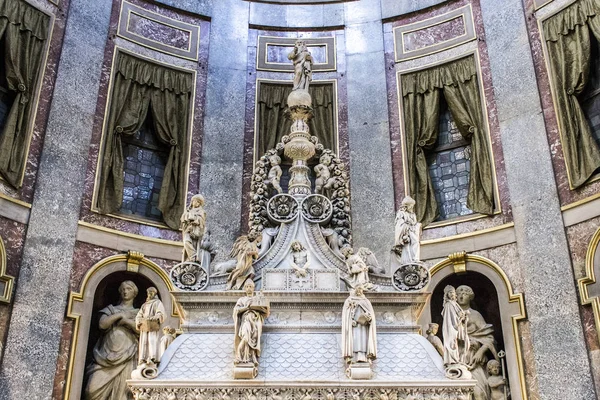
<box><xmin>580</xmin><ymin>32</ymin><xmax>600</xmax><ymax>150</ymax></box>
<box><xmin>120</xmin><ymin>115</ymin><xmax>168</xmax><ymax>222</ymax></box>
<box><xmin>427</xmin><ymin>101</ymin><xmax>473</xmax><ymax>221</ymax></box>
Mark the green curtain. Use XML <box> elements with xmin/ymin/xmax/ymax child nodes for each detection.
<box><xmin>257</xmin><ymin>83</ymin><xmax>335</xmax><ymax>156</ymax></box>
<box><xmin>97</xmin><ymin>53</ymin><xmax>192</xmax><ymax>229</ymax></box>
<box><xmin>0</xmin><ymin>0</ymin><xmax>49</xmax><ymax>188</ymax></box>
<box><xmin>543</xmin><ymin>0</ymin><xmax>600</xmax><ymax>188</ymax></box>
<box><xmin>401</xmin><ymin>56</ymin><xmax>495</xmax><ymax>225</ymax></box>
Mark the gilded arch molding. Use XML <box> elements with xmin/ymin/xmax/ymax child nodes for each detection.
<box><xmin>420</xmin><ymin>253</ymin><xmax>527</xmax><ymax>400</ymax></box>
<box><xmin>64</xmin><ymin>252</ymin><xmax>177</xmax><ymax>400</ymax></box>
<box><xmin>0</xmin><ymin>236</ymin><xmax>15</xmax><ymax>304</ymax></box>
<box><xmin>578</xmin><ymin>226</ymin><xmax>600</xmax><ymax>345</ymax></box>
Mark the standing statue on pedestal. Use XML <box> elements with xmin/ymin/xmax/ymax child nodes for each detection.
<box><xmin>136</xmin><ymin>287</ymin><xmax>166</xmax><ymax>366</ymax></box>
<box><xmin>342</xmin><ymin>285</ymin><xmax>377</xmax><ymax>379</ymax></box>
<box><xmin>264</xmin><ymin>155</ymin><xmax>283</xmax><ymax>195</ymax></box>
<box><xmin>226</xmin><ymin>233</ymin><xmax>259</xmax><ymax>290</ymax></box>
<box><xmin>442</xmin><ymin>285</ymin><xmax>470</xmax><ymax>369</ymax></box>
<box><xmin>233</xmin><ymin>280</ymin><xmax>270</xmax><ymax>378</ymax></box>
<box><xmin>393</xmin><ymin>196</ymin><xmax>422</xmax><ymax>264</ymax></box>
<box><xmin>84</xmin><ymin>281</ymin><xmax>139</xmax><ymax>400</ymax></box>
<box><xmin>181</xmin><ymin>194</ymin><xmax>207</xmax><ymax>263</ymax></box>
<box><xmin>456</xmin><ymin>285</ymin><xmax>499</xmax><ymax>400</ymax></box>
<box><xmin>288</xmin><ymin>40</ymin><xmax>313</xmax><ymax>91</ymax></box>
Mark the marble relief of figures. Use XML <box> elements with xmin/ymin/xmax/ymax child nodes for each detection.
<box><xmin>393</xmin><ymin>196</ymin><xmax>422</xmax><ymax>264</ymax></box>
<box><xmin>135</xmin><ymin>287</ymin><xmax>166</xmax><ymax>365</ymax></box>
<box><xmin>226</xmin><ymin>234</ymin><xmax>259</xmax><ymax>290</ymax></box>
<box><xmin>288</xmin><ymin>40</ymin><xmax>313</xmax><ymax>91</ymax></box>
<box><xmin>181</xmin><ymin>194</ymin><xmax>207</xmax><ymax>263</ymax></box>
<box><xmin>341</xmin><ymin>286</ymin><xmax>377</xmax><ymax>365</ymax></box>
<box><xmin>84</xmin><ymin>281</ymin><xmax>139</xmax><ymax>400</ymax></box>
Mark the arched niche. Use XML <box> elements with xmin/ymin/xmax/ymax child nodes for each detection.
<box><xmin>64</xmin><ymin>252</ymin><xmax>177</xmax><ymax>400</ymax></box>
<box><xmin>0</xmin><ymin>235</ymin><xmax>14</xmax><ymax>303</ymax></box>
<box><xmin>419</xmin><ymin>253</ymin><xmax>527</xmax><ymax>400</ymax></box>
<box><xmin>579</xmin><ymin>226</ymin><xmax>600</xmax><ymax>346</ymax></box>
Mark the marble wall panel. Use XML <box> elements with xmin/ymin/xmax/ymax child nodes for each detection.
<box><xmin>383</xmin><ymin>0</ymin><xmax>512</xmax><ymax>242</ymax></box>
<box><xmin>524</xmin><ymin>0</ymin><xmax>600</xmax><ymax>206</ymax></box>
<box><xmin>240</xmin><ymin>28</ymin><xmax>348</xmax><ymax>232</ymax></box>
<box><xmin>78</xmin><ymin>0</ymin><xmax>209</xmax><ymax>243</ymax></box>
<box><xmin>257</xmin><ymin>36</ymin><xmax>336</xmax><ymax>72</ymax></box>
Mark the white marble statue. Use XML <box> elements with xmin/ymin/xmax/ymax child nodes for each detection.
<box><xmin>442</xmin><ymin>285</ymin><xmax>469</xmax><ymax>366</ymax></box>
<box><xmin>258</xmin><ymin>227</ymin><xmax>279</xmax><ymax>258</ymax></box>
<box><xmin>226</xmin><ymin>233</ymin><xmax>259</xmax><ymax>290</ymax></box>
<box><xmin>264</xmin><ymin>154</ymin><xmax>283</xmax><ymax>194</ymax></box>
<box><xmin>487</xmin><ymin>360</ymin><xmax>506</xmax><ymax>400</ymax></box>
<box><xmin>136</xmin><ymin>287</ymin><xmax>166</xmax><ymax>365</ymax></box>
<box><xmin>159</xmin><ymin>326</ymin><xmax>176</xmax><ymax>361</ymax></box>
<box><xmin>290</xmin><ymin>240</ymin><xmax>310</xmax><ymax>277</ymax></box>
<box><xmin>456</xmin><ymin>285</ymin><xmax>499</xmax><ymax>400</ymax></box>
<box><xmin>233</xmin><ymin>280</ymin><xmax>270</xmax><ymax>372</ymax></box>
<box><xmin>345</xmin><ymin>252</ymin><xmax>375</xmax><ymax>291</ymax></box>
<box><xmin>342</xmin><ymin>285</ymin><xmax>377</xmax><ymax>365</ymax></box>
<box><xmin>314</xmin><ymin>153</ymin><xmax>333</xmax><ymax>197</ymax></box>
<box><xmin>181</xmin><ymin>194</ymin><xmax>207</xmax><ymax>263</ymax></box>
<box><xmin>288</xmin><ymin>40</ymin><xmax>313</xmax><ymax>91</ymax></box>
<box><xmin>393</xmin><ymin>196</ymin><xmax>422</xmax><ymax>264</ymax></box>
<box><xmin>426</xmin><ymin>323</ymin><xmax>444</xmax><ymax>357</ymax></box>
<box><xmin>84</xmin><ymin>280</ymin><xmax>139</xmax><ymax>400</ymax></box>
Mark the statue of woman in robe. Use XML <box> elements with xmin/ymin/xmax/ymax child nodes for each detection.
<box><xmin>393</xmin><ymin>196</ymin><xmax>422</xmax><ymax>264</ymax></box>
<box><xmin>288</xmin><ymin>40</ymin><xmax>313</xmax><ymax>91</ymax></box>
<box><xmin>341</xmin><ymin>285</ymin><xmax>377</xmax><ymax>365</ymax></box>
<box><xmin>84</xmin><ymin>280</ymin><xmax>139</xmax><ymax>400</ymax></box>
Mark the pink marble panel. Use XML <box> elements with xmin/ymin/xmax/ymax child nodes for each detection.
<box><xmin>403</xmin><ymin>16</ymin><xmax>466</xmax><ymax>53</ymax></box>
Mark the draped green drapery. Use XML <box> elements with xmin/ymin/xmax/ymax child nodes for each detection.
<box><xmin>401</xmin><ymin>55</ymin><xmax>495</xmax><ymax>225</ymax></box>
<box><xmin>543</xmin><ymin>0</ymin><xmax>600</xmax><ymax>188</ymax></box>
<box><xmin>96</xmin><ymin>53</ymin><xmax>193</xmax><ymax>229</ymax></box>
<box><xmin>0</xmin><ymin>0</ymin><xmax>49</xmax><ymax>188</ymax></box>
<box><xmin>257</xmin><ymin>83</ymin><xmax>335</xmax><ymax>156</ymax></box>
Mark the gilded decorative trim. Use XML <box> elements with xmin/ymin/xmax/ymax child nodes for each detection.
<box><xmin>253</xmin><ymin>78</ymin><xmax>340</xmax><ymax>164</ymax></box>
<box><xmin>117</xmin><ymin>1</ymin><xmax>200</xmax><ymax>61</ymax></box>
<box><xmin>578</xmin><ymin>226</ymin><xmax>600</xmax><ymax>347</ymax></box>
<box><xmin>0</xmin><ymin>236</ymin><xmax>15</xmax><ymax>304</ymax></box>
<box><xmin>256</xmin><ymin>36</ymin><xmax>336</xmax><ymax>72</ymax></box>
<box><xmin>64</xmin><ymin>253</ymin><xmax>176</xmax><ymax>400</ymax></box>
<box><xmin>393</xmin><ymin>4</ymin><xmax>476</xmax><ymax>62</ymax></box>
<box><xmin>90</xmin><ymin>47</ymin><xmax>197</xmax><ymax>229</ymax></box>
<box><xmin>536</xmin><ymin>0</ymin><xmax>598</xmax><ymax>189</ymax></box>
<box><xmin>429</xmin><ymin>254</ymin><xmax>528</xmax><ymax>400</ymax></box>
<box><xmin>395</xmin><ymin>48</ymin><xmax>503</xmax><ymax>226</ymax></box>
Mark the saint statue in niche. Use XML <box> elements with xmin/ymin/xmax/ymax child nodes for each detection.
<box><xmin>135</xmin><ymin>287</ymin><xmax>166</xmax><ymax>365</ymax></box>
<box><xmin>456</xmin><ymin>285</ymin><xmax>499</xmax><ymax>400</ymax></box>
<box><xmin>84</xmin><ymin>280</ymin><xmax>139</xmax><ymax>400</ymax></box>
<box><xmin>393</xmin><ymin>196</ymin><xmax>422</xmax><ymax>264</ymax></box>
<box><xmin>441</xmin><ymin>285</ymin><xmax>470</xmax><ymax>366</ymax></box>
<box><xmin>233</xmin><ymin>280</ymin><xmax>270</xmax><ymax>371</ymax></box>
<box><xmin>341</xmin><ymin>285</ymin><xmax>377</xmax><ymax>365</ymax></box>
<box><xmin>181</xmin><ymin>194</ymin><xmax>207</xmax><ymax>263</ymax></box>
<box><xmin>288</xmin><ymin>40</ymin><xmax>313</xmax><ymax>91</ymax></box>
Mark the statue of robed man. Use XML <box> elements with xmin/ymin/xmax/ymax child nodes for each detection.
<box><xmin>341</xmin><ymin>285</ymin><xmax>377</xmax><ymax>364</ymax></box>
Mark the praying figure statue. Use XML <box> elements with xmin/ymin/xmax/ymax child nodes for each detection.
<box><xmin>393</xmin><ymin>196</ymin><xmax>422</xmax><ymax>264</ymax></box>
<box><xmin>442</xmin><ymin>285</ymin><xmax>470</xmax><ymax>367</ymax></box>
<box><xmin>345</xmin><ymin>252</ymin><xmax>375</xmax><ymax>291</ymax></box>
<box><xmin>226</xmin><ymin>233</ymin><xmax>260</xmax><ymax>290</ymax></box>
<box><xmin>181</xmin><ymin>194</ymin><xmax>207</xmax><ymax>263</ymax></box>
<box><xmin>264</xmin><ymin>155</ymin><xmax>283</xmax><ymax>195</ymax></box>
<box><xmin>84</xmin><ymin>281</ymin><xmax>139</xmax><ymax>400</ymax></box>
<box><xmin>136</xmin><ymin>287</ymin><xmax>166</xmax><ymax>365</ymax></box>
<box><xmin>314</xmin><ymin>153</ymin><xmax>333</xmax><ymax>197</ymax></box>
<box><xmin>426</xmin><ymin>323</ymin><xmax>444</xmax><ymax>357</ymax></box>
<box><xmin>288</xmin><ymin>40</ymin><xmax>313</xmax><ymax>91</ymax></box>
<box><xmin>341</xmin><ymin>285</ymin><xmax>377</xmax><ymax>365</ymax></box>
<box><xmin>290</xmin><ymin>240</ymin><xmax>310</xmax><ymax>277</ymax></box>
<box><xmin>233</xmin><ymin>280</ymin><xmax>270</xmax><ymax>376</ymax></box>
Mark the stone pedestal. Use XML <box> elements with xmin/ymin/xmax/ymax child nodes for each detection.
<box><xmin>347</xmin><ymin>363</ymin><xmax>373</xmax><ymax>380</ymax></box>
<box><xmin>233</xmin><ymin>362</ymin><xmax>257</xmax><ymax>379</ymax></box>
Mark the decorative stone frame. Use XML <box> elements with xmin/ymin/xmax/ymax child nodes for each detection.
<box><xmin>0</xmin><ymin>235</ymin><xmax>14</xmax><ymax>304</ymax></box>
<box><xmin>419</xmin><ymin>253</ymin><xmax>528</xmax><ymax>400</ymax></box>
<box><xmin>64</xmin><ymin>252</ymin><xmax>177</xmax><ymax>400</ymax></box>
<box><xmin>578</xmin><ymin>226</ymin><xmax>600</xmax><ymax>345</ymax></box>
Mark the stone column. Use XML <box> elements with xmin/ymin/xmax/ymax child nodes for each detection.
<box><xmin>344</xmin><ymin>0</ymin><xmax>395</xmax><ymax>267</ymax></box>
<box><xmin>198</xmin><ymin>0</ymin><xmax>250</xmax><ymax>258</ymax></box>
<box><xmin>479</xmin><ymin>0</ymin><xmax>595</xmax><ymax>398</ymax></box>
<box><xmin>0</xmin><ymin>0</ymin><xmax>112</xmax><ymax>399</ymax></box>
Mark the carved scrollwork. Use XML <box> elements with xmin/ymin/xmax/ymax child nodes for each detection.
<box><xmin>392</xmin><ymin>263</ymin><xmax>430</xmax><ymax>292</ymax></box>
<box><xmin>169</xmin><ymin>261</ymin><xmax>208</xmax><ymax>291</ymax></box>
<box><xmin>267</xmin><ymin>194</ymin><xmax>299</xmax><ymax>223</ymax></box>
<box><xmin>301</xmin><ymin>194</ymin><xmax>332</xmax><ymax>224</ymax></box>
